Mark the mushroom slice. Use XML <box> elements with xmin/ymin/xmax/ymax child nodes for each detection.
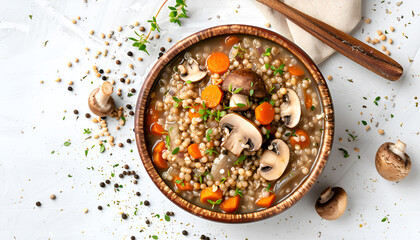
<box><xmin>210</xmin><ymin>151</ymin><xmax>237</xmax><ymax>181</ymax></box>
<box><xmin>375</xmin><ymin>140</ymin><xmax>411</xmax><ymax>181</ymax></box>
<box><xmin>220</xmin><ymin>113</ymin><xmax>262</xmax><ymax>156</ymax></box>
<box><xmin>258</xmin><ymin>139</ymin><xmax>290</xmax><ymax>181</ymax></box>
<box><xmin>280</xmin><ymin>89</ymin><xmax>301</xmax><ymax>128</ymax></box>
<box><xmin>178</xmin><ymin>58</ymin><xmax>207</xmax><ymax>83</ymax></box>
<box><xmin>315</xmin><ymin>187</ymin><xmax>347</xmax><ymax>220</ymax></box>
<box><xmin>229</xmin><ymin>94</ymin><xmax>250</xmax><ymax>111</ymax></box>
<box><xmin>88</xmin><ymin>81</ymin><xmax>116</xmax><ymax>117</ymax></box>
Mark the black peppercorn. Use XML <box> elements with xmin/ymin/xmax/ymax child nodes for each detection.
<box><xmin>85</xmin><ymin>113</ymin><xmax>91</xmax><ymax>118</ymax></box>
<box><xmin>123</xmin><ymin>171</ymin><xmax>127</xmax><ymax>175</ymax></box>
<box><xmin>73</xmin><ymin>109</ymin><xmax>79</xmax><ymax>114</ymax></box>
<box><xmin>36</xmin><ymin>201</ymin><xmax>41</xmax><ymax>207</ymax></box>
<box><xmin>134</xmin><ymin>174</ymin><xmax>139</xmax><ymax>179</ymax></box>
<box><xmin>127</xmin><ymin>51</ymin><xmax>133</xmax><ymax>56</ymax></box>
<box><xmin>105</xmin><ymin>179</ymin><xmax>111</xmax><ymax>184</ymax></box>
<box><xmin>119</xmin><ymin>174</ymin><xmax>124</xmax><ymax>178</ymax></box>
<box><xmin>145</xmin><ymin>219</ymin><xmax>150</xmax><ymax>224</ymax></box>
<box><xmin>121</xmin><ymin>213</ymin><xmax>127</xmax><ymax>219</ymax></box>
<box><xmin>135</xmin><ymin>192</ymin><xmax>141</xmax><ymax>196</ymax></box>
<box><xmin>130</xmin><ymin>236</ymin><xmax>136</xmax><ymax>240</ymax></box>
<box><xmin>98</xmin><ymin>205</ymin><xmax>103</xmax><ymax>210</ymax></box>
<box><xmin>99</xmin><ymin>182</ymin><xmax>105</xmax><ymax>188</ymax></box>
<box><xmin>126</xmin><ymin>139</ymin><xmax>132</xmax><ymax>144</ymax></box>
<box><xmin>116</xmin><ymin>60</ymin><xmax>121</xmax><ymax>65</ymax></box>
<box><xmin>120</xmin><ymin>78</ymin><xmax>125</xmax><ymax>83</ymax></box>
<box><xmin>133</xmin><ymin>180</ymin><xmax>138</xmax><ymax>184</ymax></box>
<box><xmin>102</xmin><ymin>76</ymin><xmax>107</xmax><ymax>80</ymax></box>
<box><xmin>68</xmin><ymin>86</ymin><xmax>73</xmax><ymax>91</ymax></box>
<box><xmin>160</xmin><ymin>47</ymin><xmax>165</xmax><ymax>52</ymax></box>
<box><xmin>99</xmin><ymin>69</ymin><xmax>104</xmax><ymax>74</ymax></box>
<box><xmin>124</xmin><ymin>164</ymin><xmax>129</xmax><ymax>169</ymax></box>
<box><xmin>101</xmin><ymin>116</ymin><xmax>107</xmax><ymax>120</ymax></box>
<box><xmin>131</xmin><ymin>88</ymin><xmax>136</xmax><ymax>93</ymax></box>
<box><xmin>126</xmin><ymin>104</ymin><xmax>132</xmax><ymax>109</ymax></box>
<box><xmin>144</xmin><ymin>200</ymin><xmax>150</xmax><ymax>206</ymax></box>
<box><xmin>114</xmin><ymin>183</ymin><xmax>119</xmax><ymax>188</ymax></box>
<box><xmin>129</xmin><ymin>111</ymin><xmax>134</xmax><ymax>116</ymax></box>
<box><xmin>182</xmin><ymin>230</ymin><xmax>188</xmax><ymax>236</ymax></box>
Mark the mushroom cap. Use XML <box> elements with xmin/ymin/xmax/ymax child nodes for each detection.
<box><xmin>315</xmin><ymin>187</ymin><xmax>347</xmax><ymax>221</ymax></box>
<box><xmin>88</xmin><ymin>82</ymin><xmax>115</xmax><ymax>117</ymax></box>
<box><xmin>258</xmin><ymin>139</ymin><xmax>290</xmax><ymax>181</ymax></box>
<box><xmin>179</xmin><ymin>58</ymin><xmax>207</xmax><ymax>82</ymax></box>
<box><xmin>220</xmin><ymin>113</ymin><xmax>263</xmax><ymax>156</ymax></box>
<box><xmin>375</xmin><ymin>141</ymin><xmax>411</xmax><ymax>181</ymax></box>
<box><xmin>221</xmin><ymin>69</ymin><xmax>267</xmax><ymax>98</ymax></box>
<box><xmin>280</xmin><ymin>89</ymin><xmax>301</xmax><ymax>128</ymax></box>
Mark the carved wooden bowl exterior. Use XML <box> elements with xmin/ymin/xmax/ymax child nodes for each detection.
<box><xmin>134</xmin><ymin>25</ymin><xmax>334</xmax><ymax>223</ymax></box>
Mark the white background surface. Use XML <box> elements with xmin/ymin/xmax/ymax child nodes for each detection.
<box><xmin>1</xmin><ymin>0</ymin><xmax>420</xmax><ymax>239</ymax></box>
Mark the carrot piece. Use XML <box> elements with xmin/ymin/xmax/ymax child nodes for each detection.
<box><xmin>188</xmin><ymin>143</ymin><xmax>202</xmax><ymax>159</ymax></box>
<box><xmin>256</xmin><ymin>193</ymin><xmax>276</xmax><ymax>208</ymax></box>
<box><xmin>255</xmin><ymin>102</ymin><xmax>275</xmax><ymax>125</ymax></box>
<box><xmin>153</xmin><ymin>151</ymin><xmax>168</xmax><ymax>169</ymax></box>
<box><xmin>173</xmin><ymin>176</ymin><xmax>193</xmax><ymax>191</ymax></box>
<box><xmin>200</xmin><ymin>187</ymin><xmax>223</xmax><ymax>204</ymax></box>
<box><xmin>150</xmin><ymin>123</ymin><xmax>166</xmax><ymax>136</ymax></box>
<box><xmin>288</xmin><ymin>65</ymin><xmax>305</xmax><ymax>76</ymax></box>
<box><xmin>225</xmin><ymin>36</ymin><xmax>240</xmax><ymax>47</ymax></box>
<box><xmin>289</xmin><ymin>129</ymin><xmax>310</xmax><ymax>149</ymax></box>
<box><xmin>188</xmin><ymin>104</ymin><xmax>202</xmax><ymax>120</ymax></box>
<box><xmin>153</xmin><ymin>141</ymin><xmax>166</xmax><ymax>153</ymax></box>
<box><xmin>220</xmin><ymin>195</ymin><xmax>241</xmax><ymax>213</ymax></box>
<box><xmin>305</xmin><ymin>92</ymin><xmax>313</xmax><ymax>110</ymax></box>
<box><xmin>201</xmin><ymin>85</ymin><xmax>224</xmax><ymax>108</ymax></box>
<box><xmin>206</xmin><ymin>52</ymin><xmax>230</xmax><ymax>74</ymax></box>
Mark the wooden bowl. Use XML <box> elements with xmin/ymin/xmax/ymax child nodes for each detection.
<box><xmin>134</xmin><ymin>25</ymin><xmax>334</xmax><ymax>223</ymax></box>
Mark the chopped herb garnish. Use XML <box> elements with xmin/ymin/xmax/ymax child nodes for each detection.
<box><xmin>85</xmin><ymin>149</ymin><xmax>88</xmax><ymax>156</ymax></box>
<box><xmin>265</xmin><ymin>183</ymin><xmax>274</xmax><ymax>193</ymax></box>
<box><xmin>391</xmin><ymin>114</ymin><xmax>394</xmax><ymax>118</ymax></box>
<box><xmin>285</xmin><ymin>131</ymin><xmax>297</xmax><ymax>137</ymax></box>
<box><xmin>29</xmin><ymin>15</ymin><xmax>33</xmax><ymax>19</ymax></box>
<box><xmin>175</xmin><ymin>179</ymin><xmax>185</xmax><ymax>187</ymax></box>
<box><xmin>233</xmin><ymin>46</ymin><xmax>246</xmax><ymax>58</ymax></box>
<box><xmin>127</xmin><ymin>93</ymin><xmax>133</xmax><ymax>97</ymax></box>
<box><xmin>338</xmin><ymin>148</ymin><xmax>349</xmax><ymax>158</ymax></box>
<box><xmin>113</xmin><ymin>164</ymin><xmax>119</xmax><ymax>168</ymax></box>
<box><xmin>152</xmin><ymin>235</ymin><xmax>158</xmax><ymax>240</ymax></box>
<box><xmin>271</xmin><ymin>63</ymin><xmax>285</xmax><ymax>76</ymax></box>
<box><xmin>207</xmin><ymin>198</ymin><xmax>222</xmax><ymax>208</ymax></box>
<box><xmin>206</xmin><ymin>129</ymin><xmax>212</xmax><ymax>142</ymax></box>
<box><xmin>51</xmin><ymin>150</ymin><xmax>55</xmax><ymax>154</ymax></box>
<box><xmin>250</xmin><ymin>89</ymin><xmax>254</xmax><ymax>97</ymax></box>
<box><xmin>68</xmin><ymin>174</ymin><xmax>72</xmax><ymax>178</ymax></box>
<box><xmin>311</xmin><ymin>105</ymin><xmax>316</xmax><ymax>111</ymax></box>
<box><xmin>235</xmin><ymin>103</ymin><xmax>246</xmax><ymax>107</ymax></box>
<box><xmin>234</xmin><ymin>187</ymin><xmax>243</xmax><ymax>197</ymax></box>
<box><xmin>263</xmin><ymin>47</ymin><xmax>272</xmax><ymax>56</ymax></box>
<box><xmin>348</xmin><ymin>133</ymin><xmax>358</xmax><ymax>141</ymax></box>
<box><xmin>83</xmin><ymin>128</ymin><xmax>91</xmax><ymax>134</ymax></box>
<box><xmin>164</xmin><ymin>214</ymin><xmax>170</xmax><ymax>222</ymax></box>
<box><xmin>266</xmin><ymin>130</ymin><xmax>271</xmax><ymax>139</ymax></box>
<box><xmin>381</xmin><ymin>216</ymin><xmax>388</xmax><ymax>222</ymax></box>
<box><xmin>185</xmin><ymin>80</ymin><xmax>192</xmax><ymax>84</ymax></box>
<box><xmin>172</xmin><ymin>96</ymin><xmax>183</xmax><ymax>108</ymax></box>
<box><xmin>165</xmin><ymin>135</ymin><xmax>171</xmax><ymax>150</ymax></box>
<box><xmin>63</xmin><ymin>141</ymin><xmax>71</xmax><ymax>146</ymax></box>
<box><xmin>362</xmin><ymin>120</ymin><xmax>367</xmax><ymax>126</ymax></box>
<box><xmin>268</xmin><ymin>86</ymin><xmax>275</xmax><ymax>95</ymax></box>
<box><xmin>205</xmin><ymin>147</ymin><xmax>218</xmax><ymax>156</ymax></box>
<box><xmin>171</xmin><ymin>147</ymin><xmax>180</xmax><ymax>155</ymax></box>
<box><xmin>100</xmin><ymin>144</ymin><xmax>105</xmax><ymax>153</ymax></box>
<box><xmin>373</xmin><ymin>96</ymin><xmax>380</xmax><ymax>106</ymax></box>
<box><xmin>220</xmin><ymin>178</ymin><xmax>227</xmax><ymax>184</ymax></box>
<box><xmin>234</xmin><ymin>155</ymin><xmax>247</xmax><ymax>165</ymax></box>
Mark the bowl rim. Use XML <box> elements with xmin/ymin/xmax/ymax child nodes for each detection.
<box><xmin>134</xmin><ymin>24</ymin><xmax>334</xmax><ymax>223</ymax></box>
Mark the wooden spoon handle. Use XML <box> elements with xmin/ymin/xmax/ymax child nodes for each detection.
<box><xmin>256</xmin><ymin>0</ymin><xmax>403</xmax><ymax>81</ymax></box>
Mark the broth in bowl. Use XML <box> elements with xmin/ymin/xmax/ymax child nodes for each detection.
<box><xmin>145</xmin><ymin>35</ymin><xmax>324</xmax><ymax>214</ymax></box>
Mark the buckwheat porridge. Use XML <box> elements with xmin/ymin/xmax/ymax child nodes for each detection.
<box><xmin>145</xmin><ymin>35</ymin><xmax>324</xmax><ymax>213</ymax></box>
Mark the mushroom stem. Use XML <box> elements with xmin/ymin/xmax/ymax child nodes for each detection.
<box><xmin>319</xmin><ymin>187</ymin><xmax>333</xmax><ymax>204</ymax></box>
<box><xmin>389</xmin><ymin>140</ymin><xmax>407</xmax><ymax>160</ymax></box>
<box><xmin>95</xmin><ymin>81</ymin><xmax>113</xmax><ymax>108</ymax></box>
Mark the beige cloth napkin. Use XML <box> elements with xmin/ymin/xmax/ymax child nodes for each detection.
<box><xmin>255</xmin><ymin>0</ymin><xmax>362</xmax><ymax>64</ymax></box>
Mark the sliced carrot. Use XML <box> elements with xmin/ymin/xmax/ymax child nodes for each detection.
<box><xmin>207</xmin><ymin>52</ymin><xmax>230</xmax><ymax>74</ymax></box>
<box><xmin>153</xmin><ymin>151</ymin><xmax>168</xmax><ymax>169</ymax></box>
<box><xmin>188</xmin><ymin>143</ymin><xmax>202</xmax><ymax>159</ymax></box>
<box><xmin>220</xmin><ymin>195</ymin><xmax>241</xmax><ymax>213</ymax></box>
<box><xmin>201</xmin><ymin>85</ymin><xmax>224</xmax><ymax>108</ymax></box>
<box><xmin>200</xmin><ymin>187</ymin><xmax>223</xmax><ymax>204</ymax></box>
<box><xmin>288</xmin><ymin>65</ymin><xmax>305</xmax><ymax>76</ymax></box>
<box><xmin>225</xmin><ymin>36</ymin><xmax>240</xmax><ymax>47</ymax></box>
<box><xmin>256</xmin><ymin>193</ymin><xmax>276</xmax><ymax>208</ymax></box>
<box><xmin>289</xmin><ymin>129</ymin><xmax>310</xmax><ymax>149</ymax></box>
<box><xmin>173</xmin><ymin>176</ymin><xmax>193</xmax><ymax>191</ymax></box>
<box><xmin>255</xmin><ymin>102</ymin><xmax>275</xmax><ymax>125</ymax></box>
<box><xmin>150</xmin><ymin>123</ymin><xmax>166</xmax><ymax>136</ymax></box>
<box><xmin>188</xmin><ymin>104</ymin><xmax>202</xmax><ymax>120</ymax></box>
<box><xmin>153</xmin><ymin>141</ymin><xmax>166</xmax><ymax>153</ymax></box>
<box><xmin>305</xmin><ymin>93</ymin><xmax>313</xmax><ymax>110</ymax></box>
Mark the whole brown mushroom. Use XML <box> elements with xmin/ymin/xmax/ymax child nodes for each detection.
<box><xmin>222</xmin><ymin>69</ymin><xmax>267</xmax><ymax>111</ymax></box>
<box><xmin>375</xmin><ymin>140</ymin><xmax>411</xmax><ymax>181</ymax></box>
<box><xmin>88</xmin><ymin>81</ymin><xmax>116</xmax><ymax>117</ymax></box>
<box><xmin>315</xmin><ymin>187</ymin><xmax>347</xmax><ymax>220</ymax></box>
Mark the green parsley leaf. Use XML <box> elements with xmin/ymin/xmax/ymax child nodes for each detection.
<box><xmin>172</xmin><ymin>147</ymin><xmax>180</xmax><ymax>155</ymax></box>
<box><xmin>234</xmin><ymin>155</ymin><xmax>247</xmax><ymax>165</ymax></box>
<box><xmin>152</xmin><ymin>235</ymin><xmax>158</xmax><ymax>239</ymax></box>
<box><xmin>63</xmin><ymin>141</ymin><xmax>71</xmax><ymax>146</ymax></box>
<box><xmin>250</xmin><ymin>89</ymin><xmax>254</xmax><ymax>97</ymax></box>
<box><xmin>29</xmin><ymin>15</ymin><xmax>33</xmax><ymax>19</ymax></box>
<box><xmin>206</xmin><ymin>129</ymin><xmax>213</xmax><ymax>142</ymax></box>
<box><xmin>85</xmin><ymin>149</ymin><xmax>88</xmax><ymax>156</ymax></box>
<box><xmin>362</xmin><ymin>120</ymin><xmax>367</xmax><ymax>126</ymax></box>
<box><xmin>164</xmin><ymin>214</ymin><xmax>170</xmax><ymax>222</ymax></box>
<box><xmin>100</xmin><ymin>144</ymin><xmax>105</xmax><ymax>153</ymax></box>
<box><xmin>172</xmin><ymin>96</ymin><xmax>183</xmax><ymax>108</ymax></box>
<box><xmin>263</xmin><ymin>47</ymin><xmax>272</xmax><ymax>56</ymax></box>
<box><xmin>234</xmin><ymin>187</ymin><xmax>243</xmax><ymax>197</ymax></box>
<box><xmin>175</xmin><ymin>179</ymin><xmax>185</xmax><ymax>187</ymax></box>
